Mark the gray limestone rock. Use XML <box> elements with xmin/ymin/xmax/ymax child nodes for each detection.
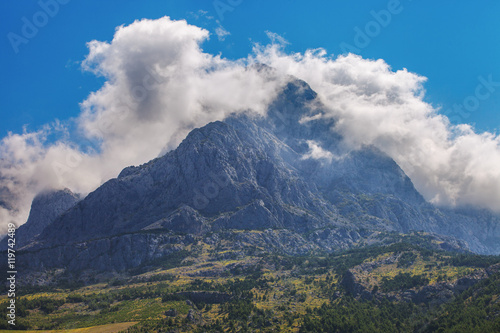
<box><xmin>11</xmin><ymin>78</ymin><xmax>500</xmax><ymax>277</ymax></box>
<box><xmin>0</xmin><ymin>188</ymin><xmax>80</xmax><ymax>250</ymax></box>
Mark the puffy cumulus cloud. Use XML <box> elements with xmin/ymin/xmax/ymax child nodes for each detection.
<box><xmin>79</xmin><ymin>17</ymin><xmax>283</xmax><ymax>157</ymax></box>
<box><xmin>0</xmin><ymin>16</ymin><xmax>284</xmax><ymax>233</ymax></box>
<box><xmin>253</xmin><ymin>42</ymin><xmax>500</xmax><ymax>211</ymax></box>
<box><xmin>2</xmin><ymin>17</ymin><xmax>500</xmax><ymax>235</ymax></box>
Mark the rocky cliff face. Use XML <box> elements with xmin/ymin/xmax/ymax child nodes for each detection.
<box><xmin>13</xmin><ymin>78</ymin><xmax>500</xmax><ymax>275</ymax></box>
<box><xmin>1</xmin><ymin>188</ymin><xmax>80</xmax><ymax>250</ymax></box>
<box><xmin>37</xmin><ymin>117</ymin><xmax>345</xmax><ymax>248</ymax></box>
<box><xmin>20</xmin><ymin>232</ymin><xmax>195</xmax><ymax>272</ymax></box>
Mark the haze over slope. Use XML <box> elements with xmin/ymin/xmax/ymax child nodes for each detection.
<box><xmin>1</xmin><ymin>16</ymin><xmax>500</xmax><ymax>234</ymax></box>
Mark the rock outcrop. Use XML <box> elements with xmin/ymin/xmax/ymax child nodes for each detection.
<box><xmin>1</xmin><ymin>188</ymin><xmax>80</xmax><ymax>250</ymax></box>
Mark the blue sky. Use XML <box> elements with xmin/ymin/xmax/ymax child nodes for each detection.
<box><xmin>1</xmin><ymin>0</ymin><xmax>500</xmax><ymax>137</ymax></box>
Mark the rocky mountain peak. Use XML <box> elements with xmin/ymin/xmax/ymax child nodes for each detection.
<box><xmin>1</xmin><ymin>188</ymin><xmax>80</xmax><ymax>250</ymax></box>
<box><xmin>10</xmin><ymin>78</ymin><xmax>500</xmax><ymax>278</ymax></box>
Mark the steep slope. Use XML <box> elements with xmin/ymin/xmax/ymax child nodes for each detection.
<box><xmin>0</xmin><ymin>188</ymin><xmax>79</xmax><ymax>250</ymax></box>
<box><xmin>259</xmin><ymin>80</ymin><xmax>500</xmax><ymax>253</ymax></box>
<box><xmin>36</xmin><ymin>118</ymin><xmax>346</xmax><ymax>249</ymax></box>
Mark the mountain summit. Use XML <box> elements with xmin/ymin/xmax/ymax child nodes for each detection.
<box><xmin>14</xmin><ymin>79</ymin><xmax>500</xmax><ymax>275</ymax></box>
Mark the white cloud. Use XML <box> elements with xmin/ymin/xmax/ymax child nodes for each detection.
<box><xmin>189</xmin><ymin>9</ymin><xmax>212</xmax><ymax>21</ymax></box>
<box><xmin>265</xmin><ymin>31</ymin><xmax>289</xmax><ymax>47</ymax></box>
<box><xmin>1</xmin><ymin>17</ymin><xmax>500</xmax><ymax>235</ymax></box>
<box><xmin>252</xmin><ymin>41</ymin><xmax>500</xmax><ymax>211</ymax></box>
<box><xmin>215</xmin><ymin>23</ymin><xmax>230</xmax><ymax>41</ymax></box>
<box><xmin>302</xmin><ymin>140</ymin><xmax>334</xmax><ymax>162</ymax></box>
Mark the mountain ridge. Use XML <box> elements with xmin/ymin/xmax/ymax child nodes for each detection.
<box><xmin>10</xmin><ymin>78</ymin><xmax>500</xmax><ymax>279</ymax></box>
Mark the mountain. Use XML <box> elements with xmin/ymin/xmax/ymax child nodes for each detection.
<box><xmin>13</xmin><ymin>79</ymin><xmax>500</xmax><ymax>276</ymax></box>
<box><xmin>0</xmin><ymin>188</ymin><xmax>80</xmax><ymax>251</ymax></box>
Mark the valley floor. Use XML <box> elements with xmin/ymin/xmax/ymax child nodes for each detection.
<box><xmin>0</xmin><ymin>322</ymin><xmax>137</xmax><ymax>333</ymax></box>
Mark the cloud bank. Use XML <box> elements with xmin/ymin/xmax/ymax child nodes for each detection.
<box><xmin>253</xmin><ymin>44</ymin><xmax>500</xmax><ymax>210</ymax></box>
<box><xmin>1</xmin><ymin>16</ymin><xmax>500</xmax><ymax>233</ymax></box>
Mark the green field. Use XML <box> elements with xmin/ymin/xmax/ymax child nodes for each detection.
<box><xmin>0</xmin><ymin>322</ymin><xmax>137</xmax><ymax>332</ymax></box>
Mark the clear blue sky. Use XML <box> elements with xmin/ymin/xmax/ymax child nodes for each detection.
<box><xmin>1</xmin><ymin>0</ymin><xmax>500</xmax><ymax>138</ymax></box>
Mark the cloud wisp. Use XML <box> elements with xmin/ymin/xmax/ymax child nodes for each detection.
<box><xmin>1</xmin><ymin>16</ymin><xmax>500</xmax><ymax>234</ymax></box>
